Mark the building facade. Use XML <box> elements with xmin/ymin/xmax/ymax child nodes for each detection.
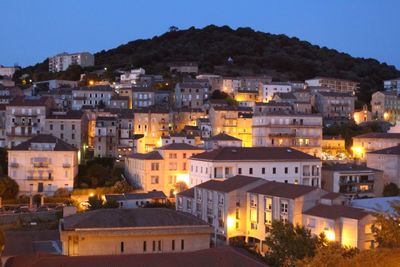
<box><xmin>49</xmin><ymin>52</ymin><xmax>94</xmax><ymax>73</ymax></box>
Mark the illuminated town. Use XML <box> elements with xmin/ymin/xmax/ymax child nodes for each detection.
<box><xmin>0</xmin><ymin>1</ymin><xmax>399</xmax><ymax>267</ymax></box>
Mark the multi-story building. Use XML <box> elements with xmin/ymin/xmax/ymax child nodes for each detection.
<box><xmin>353</xmin><ymin>105</ymin><xmax>372</xmax><ymax>125</ymax></box>
<box><xmin>104</xmin><ymin>191</ymin><xmax>167</xmax><ymax>208</ymax></box>
<box><xmin>132</xmin><ymin>87</ymin><xmax>155</xmax><ymax>108</ymax></box>
<box><xmin>174</xmin><ymin>82</ymin><xmax>208</xmax><ymax>109</ymax></box>
<box><xmin>197</xmin><ymin>118</ymin><xmax>211</xmax><ymax>139</ymax></box>
<box><xmin>94</xmin><ymin>116</ymin><xmax>118</xmax><ymax>158</ymax></box>
<box><xmin>48</xmin><ymin>52</ymin><xmax>94</xmax><ymax>73</ymax></box>
<box><xmin>60</xmin><ymin>208</ymin><xmax>212</xmax><ymax>256</ymax></box>
<box><xmin>110</xmin><ymin>96</ymin><xmax>129</xmax><ymax>109</ymax></box>
<box><xmin>259</xmin><ymin>82</ymin><xmax>292</xmax><ymax>103</ymax></box>
<box><xmin>252</xmin><ymin>112</ymin><xmax>323</xmax><ymax>157</ymax></box>
<box><xmin>189</xmin><ymin>147</ymin><xmax>321</xmax><ymax>187</ymax></box>
<box><xmin>366</xmin><ymin>145</ymin><xmax>400</xmax><ymax>187</ymax></box>
<box><xmin>306</xmin><ymin>77</ymin><xmax>359</xmax><ymax>95</ymax></box>
<box><xmin>203</xmin><ymin>133</ymin><xmax>242</xmax><ymax>150</ymax></box>
<box><xmin>178</xmin><ymin>175</ymin><xmax>266</xmax><ymax>244</ymax></box>
<box><xmin>120</xmin><ymin>68</ymin><xmax>145</xmax><ymax>85</ymax></box>
<box><xmin>44</xmin><ymin>110</ymin><xmax>88</xmax><ymax>161</ymax></box>
<box><xmin>0</xmin><ymin>105</ymin><xmax>6</xmax><ymax>147</ymax></box>
<box><xmin>247</xmin><ymin>181</ymin><xmax>326</xmax><ymax>252</ymax></box>
<box><xmin>169</xmin><ymin>62</ymin><xmax>199</xmax><ymax>74</ymax></box>
<box><xmin>171</xmin><ymin>108</ymin><xmax>205</xmax><ymax>132</ymax></box>
<box><xmin>370</xmin><ymin>91</ymin><xmax>400</xmax><ymax>122</ymax></box>
<box><xmin>5</xmin><ymin>96</ymin><xmax>54</xmax><ymax>148</ymax></box>
<box><xmin>303</xmin><ymin>204</ymin><xmax>375</xmax><ymax>249</ymax></box>
<box><xmin>322</xmin><ymin>163</ymin><xmax>383</xmax><ymax>198</ymax></box>
<box><xmin>72</xmin><ymin>85</ymin><xmax>114</xmax><ymax>110</ymax></box>
<box><xmin>133</xmin><ymin>107</ymin><xmax>170</xmax><ymax>153</ymax></box>
<box><xmin>234</xmin><ymin>90</ymin><xmax>259</xmax><ymax>107</ymax></box>
<box><xmin>125</xmin><ymin>143</ymin><xmax>204</xmax><ymax>196</ymax></box>
<box><xmin>0</xmin><ymin>65</ymin><xmax>20</xmax><ymax>77</ymax></box>
<box><xmin>161</xmin><ymin>133</ymin><xmax>196</xmax><ymax>146</ymax></box>
<box><xmin>352</xmin><ymin>133</ymin><xmax>400</xmax><ymax>160</ymax></box>
<box><xmin>383</xmin><ymin>77</ymin><xmax>400</xmax><ymax>95</ymax></box>
<box><xmin>314</xmin><ymin>92</ymin><xmax>355</xmax><ymax>126</ymax></box>
<box><xmin>8</xmin><ymin>134</ymin><xmax>78</xmax><ymax>195</ymax></box>
<box><xmin>321</xmin><ymin>136</ymin><xmax>347</xmax><ymax>160</ymax></box>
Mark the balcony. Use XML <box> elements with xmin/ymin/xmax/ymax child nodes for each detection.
<box><xmin>27</xmin><ymin>175</ymin><xmax>53</xmax><ymax>181</ymax></box>
<box><xmin>63</xmin><ymin>163</ymin><xmax>71</xmax><ymax>168</ymax></box>
<box><xmin>10</xmin><ymin>162</ymin><xmax>19</xmax><ymax>168</ymax></box>
<box><xmin>33</xmin><ymin>162</ymin><xmax>49</xmax><ymax>168</ymax></box>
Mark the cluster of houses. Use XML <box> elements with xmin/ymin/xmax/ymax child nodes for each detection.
<box><xmin>2</xmin><ymin>56</ymin><xmax>400</xmax><ymax>257</ymax></box>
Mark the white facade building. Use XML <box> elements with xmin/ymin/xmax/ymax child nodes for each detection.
<box><xmin>49</xmin><ymin>52</ymin><xmax>94</xmax><ymax>73</ymax></box>
<box><xmin>259</xmin><ymin>82</ymin><xmax>292</xmax><ymax>102</ymax></box>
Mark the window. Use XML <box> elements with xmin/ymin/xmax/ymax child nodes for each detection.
<box><xmin>143</xmin><ymin>241</ymin><xmax>147</xmax><ymax>252</ymax></box>
<box><xmin>172</xmin><ymin>240</ymin><xmax>175</xmax><ymax>251</ymax></box>
<box><xmin>284</xmin><ymin>167</ymin><xmax>288</xmax><ymax>174</ymax></box>
<box><xmin>151</xmin><ymin>162</ymin><xmax>159</xmax><ymax>171</ymax></box>
<box><xmin>307</xmin><ymin>218</ymin><xmax>316</xmax><ymax>228</ymax></box>
<box><xmin>249</xmin><ymin>168</ymin><xmax>253</xmax><ymax>175</ymax></box>
<box><xmin>169</xmin><ymin>153</ymin><xmax>177</xmax><ymax>159</ymax></box>
<box><xmin>280</xmin><ymin>201</ymin><xmax>288</xmax><ymax>213</ymax></box>
<box><xmin>238</xmin><ymin>168</ymin><xmax>242</xmax><ymax>175</ymax></box>
<box><xmin>151</xmin><ymin>176</ymin><xmax>159</xmax><ymax>184</ymax></box>
<box><xmin>169</xmin><ymin>162</ymin><xmax>178</xmax><ymax>171</ymax></box>
<box><xmin>272</xmin><ymin>167</ymin><xmax>276</xmax><ymax>174</ymax></box>
<box><xmin>120</xmin><ymin>242</ymin><xmax>124</xmax><ymax>253</ymax></box>
<box><xmin>153</xmin><ymin>241</ymin><xmax>156</xmax><ymax>251</ymax></box>
<box><xmin>183</xmin><ymin>153</ymin><xmax>187</xmax><ymax>158</ymax></box>
<box><xmin>71</xmin><ymin>133</ymin><xmax>75</xmax><ymax>140</ymax></box>
<box><xmin>295</xmin><ymin>167</ymin><xmax>298</xmax><ymax>174</ymax></box>
<box><xmin>181</xmin><ymin>239</ymin><xmax>185</xmax><ymax>250</ymax></box>
<box><xmin>158</xmin><ymin>240</ymin><xmax>161</xmax><ymax>251</ymax></box>
<box><xmin>262</xmin><ymin>167</ymin><xmax>265</xmax><ymax>174</ymax></box>
<box><xmin>49</xmin><ymin>124</ymin><xmax>53</xmax><ymax>130</ymax></box>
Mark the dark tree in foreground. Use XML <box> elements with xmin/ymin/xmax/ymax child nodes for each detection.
<box><xmin>383</xmin><ymin>183</ymin><xmax>400</xmax><ymax>197</ymax></box>
<box><xmin>372</xmin><ymin>201</ymin><xmax>400</xmax><ymax>248</ymax></box>
<box><xmin>0</xmin><ymin>176</ymin><xmax>19</xmax><ymax>199</ymax></box>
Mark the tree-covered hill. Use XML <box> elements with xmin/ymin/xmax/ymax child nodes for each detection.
<box><xmin>18</xmin><ymin>25</ymin><xmax>400</xmax><ymax>103</ymax></box>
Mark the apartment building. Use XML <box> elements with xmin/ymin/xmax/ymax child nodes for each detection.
<box><xmin>303</xmin><ymin>204</ymin><xmax>375</xmax><ymax>249</ymax></box>
<box><xmin>125</xmin><ymin>143</ymin><xmax>204</xmax><ymax>196</ymax></box>
<box><xmin>252</xmin><ymin>112</ymin><xmax>323</xmax><ymax>157</ymax></box>
<box><xmin>234</xmin><ymin>90</ymin><xmax>259</xmax><ymax>107</ymax></box>
<box><xmin>370</xmin><ymin>91</ymin><xmax>400</xmax><ymax>122</ymax></box>
<box><xmin>49</xmin><ymin>52</ymin><xmax>94</xmax><ymax>73</ymax></box>
<box><xmin>104</xmin><ymin>191</ymin><xmax>167</xmax><ymax>208</ymax></box>
<box><xmin>197</xmin><ymin>118</ymin><xmax>211</xmax><ymax>138</ymax></box>
<box><xmin>110</xmin><ymin>96</ymin><xmax>129</xmax><ymax>109</ymax></box>
<box><xmin>352</xmin><ymin>132</ymin><xmax>400</xmax><ymax>160</ymax></box>
<box><xmin>0</xmin><ymin>105</ymin><xmax>6</xmax><ymax>147</ymax></box>
<box><xmin>60</xmin><ymin>208</ymin><xmax>212</xmax><ymax>256</ymax></box>
<box><xmin>170</xmin><ymin>108</ymin><xmax>205</xmax><ymax>132</ymax></box>
<box><xmin>132</xmin><ymin>87</ymin><xmax>155</xmax><ymax>108</ymax></box>
<box><xmin>383</xmin><ymin>77</ymin><xmax>400</xmax><ymax>95</ymax></box>
<box><xmin>169</xmin><ymin>62</ymin><xmax>199</xmax><ymax>74</ymax></box>
<box><xmin>208</xmin><ymin>106</ymin><xmax>252</xmax><ymax>146</ymax></box>
<box><xmin>203</xmin><ymin>133</ymin><xmax>242</xmax><ymax>150</ymax></box>
<box><xmin>5</xmin><ymin>96</ymin><xmax>54</xmax><ymax>148</ymax></box>
<box><xmin>94</xmin><ymin>116</ymin><xmax>118</xmax><ymax>158</ymax></box>
<box><xmin>259</xmin><ymin>82</ymin><xmax>292</xmax><ymax>102</ymax></box>
<box><xmin>322</xmin><ymin>163</ymin><xmax>384</xmax><ymax>198</ymax></box>
<box><xmin>161</xmin><ymin>133</ymin><xmax>196</xmax><ymax>146</ymax></box>
<box><xmin>321</xmin><ymin>136</ymin><xmax>346</xmax><ymax>160</ymax></box>
<box><xmin>366</xmin><ymin>145</ymin><xmax>400</xmax><ymax>186</ymax></box>
<box><xmin>72</xmin><ymin>85</ymin><xmax>114</xmax><ymax>110</ymax></box>
<box><xmin>44</xmin><ymin>110</ymin><xmax>88</xmax><ymax>161</ymax></box>
<box><xmin>247</xmin><ymin>182</ymin><xmax>326</xmax><ymax>252</ymax></box>
<box><xmin>120</xmin><ymin>68</ymin><xmax>145</xmax><ymax>85</ymax></box>
<box><xmin>174</xmin><ymin>82</ymin><xmax>208</xmax><ymax>109</ymax></box>
<box><xmin>314</xmin><ymin>92</ymin><xmax>355</xmax><ymax>125</ymax></box>
<box><xmin>8</xmin><ymin>135</ymin><xmax>78</xmax><ymax>195</ymax></box>
<box><xmin>353</xmin><ymin>105</ymin><xmax>372</xmax><ymax>125</ymax></box>
<box><xmin>0</xmin><ymin>65</ymin><xmax>20</xmax><ymax>77</ymax></box>
<box><xmin>306</xmin><ymin>77</ymin><xmax>359</xmax><ymax>95</ymax></box>
<box><xmin>189</xmin><ymin>147</ymin><xmax>321</xmax><ymax>187</ymax></box>
<box><xmin>177</xmin><ymin>175</ymin><xmax>266</xmax><ymax>244</ymax></box>
<box><xmin>133</xmin><ymin>107</ymin><xmax>170</xmax><ymax>153</ymax></box>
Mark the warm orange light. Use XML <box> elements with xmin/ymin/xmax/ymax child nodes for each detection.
<box><xmin>227</xmin><ymin>216</ymin><xmax>235</xmax><ymax>230</ymax></box>
<box><xmin>325</xmin><ymin>229</ymin><xmax>335</xmax><ymax>241</ymax></box>
<box><xmin>176</xmin><ymin>174</ymin><xmax>190</xmax><ymax>186</ymax></box>
<box><xmin>89</xmin><ymin>80</ymin><xmax>94</xmax><ymax>86</ymax></box>
<box><xmin>351</xmin><ymin>146</ymin><xmax>364</xmax><ymax>158</ymax></box>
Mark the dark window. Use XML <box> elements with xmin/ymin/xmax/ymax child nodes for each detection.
<box><xmin>143</xmin><ymin>241</ymin><xmax>147</xmax><ymax>252</ymax></box>
<box><xmin>153</xmin><ymin>241</ymin><xmax>156</xmax><ymax>251</ymax></box>
<box><xmin>285</xmin><ymin>167</ymin><xmax>288</xmax><ymax>174</ymax></box>
<box><xmin>249</xmin><ymin>168</ymin><xmax>253</xmax><ymax>175</ymax></box>
<box><xmin>238</xmin><ymin>168</ymin><xmax>242</xmax><ymax>175</ymax></box>
<box><xmin>158</xmin><ymin>240</ymin><xmax>161</xmax><ymax>251</ymax></box>
<box><xmin>172</xmin><ymin>240</ymin><xmax>175</xmax><ymax>251</ymax></box>
<box><xmin>262</xmin><ymin>168</ymin><xmax>265</xmax><ymax>174</ymax></box>
<box><xmin>120</xmin><ymin>242</ymin><xmax>124</xmax><ymax>253</ymax></box>
<box><xmin>181</xmin><ymin>239</ymin><xmax>185</xmax><ymax>250</ymax></box>
<box><xmin>273</xmin><ymin>168</ymin><xmax>276</xmax><ymax>174</ymax></box>
<box><xmin>295</xmin><ymin>167</ymin><xmax>298</xmax><ymax>174</ymax></box>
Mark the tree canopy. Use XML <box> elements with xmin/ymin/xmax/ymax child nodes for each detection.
<box><xmin>0</xmin><ymin>176</ymin><xmax>19</xmax><ymax>199</ymax></box>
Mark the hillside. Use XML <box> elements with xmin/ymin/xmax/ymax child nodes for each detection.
<box><xmin>19</xmin><ymin>25</ymin><xmax>400</xmax><ymax>103</ymax></box>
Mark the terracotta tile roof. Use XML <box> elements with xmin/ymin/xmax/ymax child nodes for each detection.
<box><xmin>303</xmin><ymin>204</ymin><xmax>369</xmax><ymax>220</ymax></box>
<box><xmin>5</xmin><ymin>247</ymin><xmax>266</xmax><ymax>267</ymax></box>
<box><xmin>8</xmin><ymin>96</ymin><xmax>51</xmax><ymax>106</ymax></box>
<box><xmin>354</xmin><ymin>132</ymin><xmax>400</xmax><ymax>139</ymax></box>
<box><xmin>177</xmin><ymin>187</ymin><xmax>195</xmax><ymax>198</ymax></box>
<box><xmin>157</xmin><ymin>143</ymin><xmax>202</xmax><ymax>150</ymax></box>
<box><xmin>367</xmin><ymin>144</ymin><xmax>400</xmax><ymax>155</ymax></box>
<box><xmin>62</xmin><ymin>208</ymin><xmax>208</xmax><ymax>230</ymax></box>
<box><xmin>191</xmin><ymin>147</ymin><xmax>319</xmax><ymax>161</ymax></box>
<box><xmin>126</xmin><ymin>151</ymin><xmax>163</xmax><ymax>160</ymax></box>
<box><xmin>248</xmin><ymin>181</ymin><xmax>319</xmax><ymax>199</ymax></box>
<box><xmin>323</xmin><ymin>163</ymin><xmax>381</xmax><ymax>172</ymax></box>
<box><xmin>105</xmin><ymin>191</ymin><xmax>167</xmax><ymax>202</ymax></box>
<box><xmin>197</xmin><ymin>175</ymin><xmax>265</xmax><ymax>193</ymax></box>
<box><xmin>207</xmin><ymin>133</ymin><xmax>241</xmax><ymax>141</ymax></box>
<box><xmin>10</xmin><ymin>134</ymin><xmax>78</xmax><ymax>151</ymax></box>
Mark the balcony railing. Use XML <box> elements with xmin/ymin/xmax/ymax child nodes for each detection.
<box><xmin>33</xmin><ymin>162</ymin><xmax>49</xmax><ymax>168</ymax></box>
<box><xmin>10</xmin><ymin>162</ymin><xmax>19</xmax><ymax>168</ymax></box>
<box><xmin>63</xmin><ymin>163</ymin><xmax>71</xmax><ymax>168</ymax></box>
<box><xmin>27</xmin><ymin>175</ymin><xmax>53</xmax><ymax>181</ymax></box>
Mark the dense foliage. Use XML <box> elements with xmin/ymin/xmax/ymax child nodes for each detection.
<box><xmin>0</xmin><ymin>176</ymin><xmax>19</xmax><ymax>199</ymax></box>
<box><xmin>372</xmin><ymin>201</ymin><xmax>400</xmax><ymax>248</ymax></box>
<box><xmin>383</xmin><ymin>183</ymin><xmax>400</xmax><ymax>197</ymax></box>
<box><xmin>16</xmin><ymin>26</ymin><xmax>399</xmax><ymax>103</ymax></box>
<box><xmin>264</xmin><ymin>220</ymin><xmax>324</xmax><ymax>267</ymax></box>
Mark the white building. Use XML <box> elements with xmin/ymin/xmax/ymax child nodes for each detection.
<box><xmin>259</xmin><ymin>82</ymin><xmax>292</xmax><ymax>103</ymax></box>
<box><xmin>8</xmin><ymin>134</ymin><xmax>78</xmax><ymax>195</ymax></box>
<box><xmin>0</xmin><ymin>65</ymin><xmax>20</xmax><ymax>78</ymax></box>
<box><xmin>49</xmin><ymin>52</ymin><xmax>94</xmax><ymax>73</ymax></box>
<box><xmin>189</xmin><ymin>147</ymin><xmax>321</xmax><ymax>187</ymax></box>
<box><xmin>72</xmin><ymin>85</ymin><xmax>113</xmax><ymax>110</ymax></box>
<box><xmin>384</xmin><ymin>77</ymin><xmax>400</xmax><ymax>95</ymax></box>
<box><xmin>120</xmin><ymin>68</ymin><xmax>145</xmax><ymax>85</ymax></box>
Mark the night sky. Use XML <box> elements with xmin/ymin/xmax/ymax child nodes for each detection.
<box><xmin>1</xmin><ymin>0</ymin><xmax>399</xmax><ymax>68</ymax></box>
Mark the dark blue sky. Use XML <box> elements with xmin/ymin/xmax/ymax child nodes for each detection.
<box><xmin>1</xmin><ymin>0</ymin><xmax>399</xmax><ymax>68</ymax></box>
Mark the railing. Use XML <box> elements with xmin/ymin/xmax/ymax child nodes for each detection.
<box><xmin>27</xmin><ymin>176</ymin><xmax>53</xmax><ymax>181</ymax></box>
<box><xmin>63</xmin><ymin>163</ymin><xmax>71</xmax><ymax>168</ymax></box>
<box><xmin>33</xmin><ymin>162</ymin><xmax>49</xmax><ymax>168</ymax></box>
<box><xmin>10</xmin><ymin>162</ymin><xmax>19</xmax><ymax>168</ymax></box>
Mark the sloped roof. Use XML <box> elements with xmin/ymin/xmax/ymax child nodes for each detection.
<box><xmin>354</xmin><ymin>133</ymin><xmax>400</xmax><ymax>139</ymax></box>
<box><xmin>367</xmin><ymin>145</ymin><xmax>400</xmax><ymax>155</ymax></box>
<box><xmin>248</xmin><ymin>181</ymin><xmax>319</xmax><ymax>199</ymax></box>
<box><xmin>303</xmin><ymin>204</ymin><xmax>369</xmax><ymax>220</ymax></box>
<box><xmin>10</xmin><ymin>135</ymin><xmax>78</xmax><ymax>151</ymax></box>
<box><xmin>208</xmin><ymin>133</ymin><xmax>241</xmax><ymax>141</ymax></box>
<box><xmin>126</xmin><ymin>151</ymin><xmax>163</xmax><ymax>160</ymax></box>
<box><xmin>191</xmin><ymin>147</ymin><xmax>319</xmax><ymax>161</ymax></box>
<box><xmin>196</xmin><ymin>175</ymin><xmax>264</xmax><ymax>193</ymax></box>
<box><xmin>157</xmin><ymin>143</ymin><xmax>202</xmax><ymax>150</ymax></box>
